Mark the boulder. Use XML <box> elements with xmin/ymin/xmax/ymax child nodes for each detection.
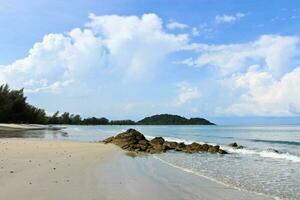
<box><xmin>201</xmin><ymin>144</ymin><xmax>210</xmax><ymax>151</ymax></box>
<box><xmin>110</xmin><ymin>129</ymin><xmax>146</xmax><ymax>149</ymax></box>
<box><xmin>218</xmin><ymin>149</ymin><xmax>228</xmax><ymax>154</ymax></box>
<box><xmin>163</xmin><ymin>141</ymin><xmax>178</xmax><ymax>149</ymax></box>
<box><xmin>228</xmin><ymin>142</ymin><xmax>238</xmax><ymax>147</ymax></box>
<box><xmin>208</xmin><ymin>145</ymin><xmax>220</xmax><ymax>153</ymax></box>
<box><xmin>175</xmin><ymin>142</ymin><xmax>186</xmax><ymax>151</ymax></box>
<box><xmin>150</xmin><ymin>137</ymin><xmax>165</xmax><ymax>145</ymax></box>
<box><xmin>228</xmin><ymin>142</ymin><xmax>243</xmax><ymax>149</ymax></box>
<box><xmin>185</xmin><ymin>142</ymin><xmax>203</xmax><ymax>153</ymax></box>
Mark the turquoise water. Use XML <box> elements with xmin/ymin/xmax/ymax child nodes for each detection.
<box><xmin>1</xmin><ymin>125</ymin><xmax>299</xmax><ymax>199</ymax></box>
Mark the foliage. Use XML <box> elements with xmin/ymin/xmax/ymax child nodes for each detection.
<box><xmin>0</xmin><ymin>84</ymin><xmax>47</xmax><ymax>124</ymax></box>
<box><xmin>137</xmin><ymin>114</ymin><xmax>215</xmax><ymax>125</ymax></box>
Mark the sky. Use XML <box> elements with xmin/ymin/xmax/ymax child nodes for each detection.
<box><xmin>1</xmin><ymin>0</ymin><xmax>300</xmax><ymax>124</ymax></box>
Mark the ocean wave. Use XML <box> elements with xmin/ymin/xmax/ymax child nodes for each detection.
<box><xmin>222</xmin><ymin>147</ymin><xmax>300</xmax><ymax>163</ymax></box>
<box><xmin>153</xmin><ymin>155</ymin><xmax>276</xmax><ymax>200</ymax></box>
<box><xmin>145</xmin><ymin>135</ymin><xmax>300</xmax><ymax>163</ymax></box>
<box><xmin>145</xmin><ymin>135</ymin><xmax>217</xmax><ymax>145</ymax></box>
<box><xmin>249</xmin><ymin>139</ymin><xmax>300</xmax><ymax>146</ymax></box>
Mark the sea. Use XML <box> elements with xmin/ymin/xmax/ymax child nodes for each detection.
<box><xmin>1</xmin><ymin>125</ymin><xmax>299</xmax><ymax>199</ymax></box>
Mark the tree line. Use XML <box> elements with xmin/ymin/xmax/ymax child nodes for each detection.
<box><xmin>0</xmin><ymin>84</ymin><xmax>135</xmax><ymax>125</ymax></box>
<box><xmin>0</xmin><ymin>84</ymin><xmax>214</xmax><ymax>125</ymax></box>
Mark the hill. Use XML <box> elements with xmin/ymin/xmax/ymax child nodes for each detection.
<box><xmin>137</xmin><ymin>114</ymin><xmax>215</xmax><ymax>125</ymax></box>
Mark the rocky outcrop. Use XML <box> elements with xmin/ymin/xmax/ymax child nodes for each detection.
<box><xmin>228</xmin><ymin>142</ymin><xmax>244</xmax><ymax>149</ymax></box>
<box><xmin>103</xmin><ymin>129</ymin><xmax>228</xmax><ymax>155</ymax></box>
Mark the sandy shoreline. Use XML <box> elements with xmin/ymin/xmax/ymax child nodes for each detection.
<box><xmin>0</xmin><ymin>123</ymin><xmax>66</xmax><ymax>131</ymax></box>
<box><xmin>0</xmin><ymin>139</ymin><xmax>272</xmax><ymax>200</ymax></box>
<box><xmin>0</xmin><ymin>139</ymin><xmax>119</xmax><ymax>200</ymax></box>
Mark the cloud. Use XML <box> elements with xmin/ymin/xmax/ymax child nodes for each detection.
<box><xmin>215</xmin><ymin>12</ymin><xmax>245</xmax><ymax>23</ymax></box>
<box><xmin>166</xmin><ymin>20</ymin><xmax>189</xmax><ymax>30</ymax></box>
<box><xmin>176</xmin><ymin>82</ymin><xmax>201</xmax><ymax>105</ymax></box>
<box><xmin>185</xmin><ymin>35</ymin><xmax>300</xmax><ymax>76</ymax></box>
<box><xmin>0</xmin><ymin>13</ymin><xmax>189</xmax><ymax>93</ymax></box>
<box><xmin>175</xmin><ymin>34</ymin><xmax>300</xmax><ymax>116</ymax></box>
<box><xmin>222</xmin><ymin>67</ymin><xmax>300</xmax><ymax>116</ymax></box>
<box><xmin>1</xmin><ymin>13</ymin><xmax>300</xmax><ymax>117</ymax></box>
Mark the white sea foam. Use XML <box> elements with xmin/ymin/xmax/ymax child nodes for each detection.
<box><xmin>153</xmin><ymin>155</ymin><xmax>275</xmax><ymax>200</ymax></box>
<box><xmin>222</xmin><ymin>146</ymin><xmax>300</xmax><ymax>163</ymax></box>
<box><xmin>145</xmin><ymin>135</ymin><xmax>300</xmax><ymax>163</ymax></box>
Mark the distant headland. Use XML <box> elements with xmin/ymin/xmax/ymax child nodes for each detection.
<box><xmin>0</xmin><ymin>84</ymin><xmax>214</xmax><ymax>125</ymax></box>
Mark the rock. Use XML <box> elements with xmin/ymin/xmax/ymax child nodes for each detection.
<box><xmin>218</xmin><ymin>149</ymin><xmax>228</xmax><ymax>154</ymax></box>
<box><xmin>208</xmin><ymin>145</ymin><xmax>220</xmax><ymax>153</ymax></box>
<box><xmin>103</xmin><ymin>129</ymin><xmax>228</xmax><ymax>155</ymax></box>
<box><xmin>201</xmin><ymin>144</ymin><xmax>210</xmax><ymax>151</ymax></box>
<box><xmin>267</xmin><ymin>148</ymin><xmax>280</xmax><ymax>153</ymax></box>
<box><xmin>185</xmin><ymin>142</ymin><xmax>203</xmax><ymax>153</ymax></box>
<box><xmin>112</xmin><ymin>129</ymin><xmax>146</xmax><ymax>149</ymax></box>
<box><xmin>136</xmin><ymin>140</ymin><xmax>150</xmax><ymax>151</ymax></box>
<box><xmin>228</xmin><ymin>142</ymin><xmax>238</xmax><ymax>148</ymax></box>
<box><xmin>228</xmin><ymin>142</ymin><xmax>243</xmax><ymax>149</ymax></box>
<box><xmin>148</xmin><ymin>144</ymin><xmax>166</xmax><ymax>154</ymax></box>
<box><xmin>163</xmin><ymin>141</ymin><xmax>178</xmax><ymax>149</ymax></box>
<box><xmin>175</xmin><ymin>142</ymin><xmax>186</xmax><ymax>151</ymax></box>
<box><xmin>150</xmin><ymin>137</ymin><xmax>165</xmax><ymax>145</ymax></box>
<box><xmin>102</xmin><ymin>136</ymin><xmax>114</xmax><ymax>144</ymax></box>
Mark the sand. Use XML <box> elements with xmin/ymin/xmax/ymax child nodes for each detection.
<box><xmin>0</xmin><ymin>139</ymin><xmax>119</xmax><ymax>200</ymax></box>
<box><xmin>0</xmin><ymin>139</ymin><xmax>272</xmax><ymax>200</ymax></box>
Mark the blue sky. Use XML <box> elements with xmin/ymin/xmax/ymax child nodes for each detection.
<box><xmin>1</xmin><ymin>0</ymin><xmax>300</xmax><ymax>124</ymax></box>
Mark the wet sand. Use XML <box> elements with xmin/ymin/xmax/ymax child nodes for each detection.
<box><xmin>0</xmin><ymin>139</ymin><xmax>272</xmax><ymax>200</ymax></box>
<box><xmin>98</xmin><ymin>153</ymin><xmax>272</xmax><ymax>200</ymax></box>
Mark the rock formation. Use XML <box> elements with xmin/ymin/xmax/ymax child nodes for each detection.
<box><xmin>103</xmin><ymin>129</ymin><xmax>227</xmax><ymax>154</ymax></box>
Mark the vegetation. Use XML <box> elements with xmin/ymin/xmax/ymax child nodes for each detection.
<box><xmin>0</xmin><ymin>84</ymin><xmax>47</xmax><ymax>124</ymax></box>
<box><xmin>137</xmin><ymin>114</ymin><xmax>215</xmax><ymax>125</ymax></box>
<box><xmin>0</xmin><ymin>84</ymin><xmax>215</xmax><ymax>125</ymax></box>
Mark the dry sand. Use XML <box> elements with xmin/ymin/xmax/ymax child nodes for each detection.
<box><xmin>0</xmin><ymin>139</ymin><xmax>119</xmax><ymax>200</ymax></box>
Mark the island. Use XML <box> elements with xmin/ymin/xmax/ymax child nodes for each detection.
<box><xmin>137</xmin><ymin>114</ymin><xmax>215</xmax><ymax>125</ymax></box>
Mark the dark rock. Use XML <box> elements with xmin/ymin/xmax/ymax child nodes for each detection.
<box><xmin>218</xmin><ymin>149</ymin><xmax>228</xmax><ymax>154</ymax></box>
<box><xmin>185</xmin><ymin>142</ymin><xmax>203</xmax><ymax>153</ymax></box>
<box><xmin>202</xmin><ymin>144</ymin><xmax>210</xmax><ymax>151</ymax></box>
<box><xmin>228</xmin><ymin>142</ymin><xmax>238</xmax><ymax>148</ymax></box>
<box><xmin>267</xmin><ymin>148</ymin><xmax>280</xmax><ymax>153</ymax></box>
<box><xmin>175</xmin><ymin>142</ymin><xmax>186</xmax><ymax>151</ymax></box>
<box><xmin>208</xmin><ymin>145</ymin><xmax>220</xmax><ymax>153</ymax></box>
<box><xmin>150</xmin><ymin>137</ymin><xmax>165</xmax><ymax>145</ymax></box>
<box><xmin>136</xmin><ymin>140</ymin><xmax>150</xmax><ymax>151</ymax></box>
<box><xmin>102</xmin><ymin>136</ymin><xmax>114</xmax><ymax>144</ymax></box>
<box><xmin>163</xmin><ymin>141</ymin><xmax>178</xmax><ymax>149</ymax></box>
<box><xmin>103</xmin><ymin>129</ymin><xmax>228</xmax><ymax>155</ymax></box>
<box><xmin>111</xmin><ymin>129</ymin><xmax>146</xmax><ymax>150</ymax></box>
<box><xmin>228</xmin><ymin>142</ymin><xmax>243</xmax><ymax>149</ymax></box>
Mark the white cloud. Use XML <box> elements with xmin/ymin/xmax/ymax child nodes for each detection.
<box><xmin>215</xmin><ymin>12</ymin><xmax>245</xmax><ymax>23</ymax></box>
<box><xmin>222</xmin><ymin>67</ymin><xmax>300</xmax><ymax>116</ymax></box>
<box><xmin>191</xmin><ymin>27</ymin><xmax>200</xmax><ymax>36</ymax></box>
<box><xmin>176</xmin><ymin>34</ymin><xmax>300</xmax><ymax>116</ymax></box>
<box><xmin>2</xmin><ymin>12</ymin><xmax>300</xmax><ymax>117</ymax></box>
<box><xmin>186</xmin><ymin>35</ymin><xmax>299</xmax><ymax>76</ymax></box>
<box><xmin>166</xmin><ymin>20</ymin><xmax>189</xmax><ymax>30</ymax></box>
<box><xmin>0</xmin><ymin>13</ymin><xmax>189</xmax><ymax>93</ymax></box>
<box><xmin>176</xmin><ymin>82</ymin><xmax>201</xmax><ymax>105</ymax></box>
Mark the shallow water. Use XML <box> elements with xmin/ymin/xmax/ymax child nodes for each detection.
<box><xmin>1</xmin><ymin>125</ymin><xmax>299</xmax><ymax>199</ymax></box>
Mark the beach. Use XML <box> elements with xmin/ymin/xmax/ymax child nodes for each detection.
<box><xmin>0</xmin><ymin>139</ymin><xmax>118</xmax><ymax>200</ymax></box>
<box><xmin>0</xmin><ymin>138</ymin><xmax>272</xmax><ymax>200</ymax></box>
